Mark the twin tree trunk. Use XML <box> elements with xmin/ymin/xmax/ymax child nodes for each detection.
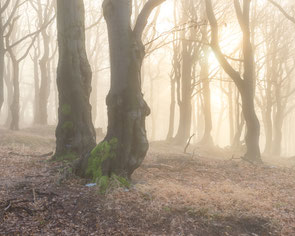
<box><xmin>56</xmin><ymin>0</ymin><xmax>163</xmax><ymax>179</ymax></box>
<box><xmin>54</xmin><ymin>0</ymin><xmax>96</xmax><ymax>159</ymax></box>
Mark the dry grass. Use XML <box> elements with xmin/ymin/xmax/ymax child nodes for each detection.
<box><xmin>0</xmin><ymin>128</ymin><xmax>294</xmax><ymax>235</ymax></box>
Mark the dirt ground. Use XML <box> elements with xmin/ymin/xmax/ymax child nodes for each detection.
<box><xmin>0</xmin><ymin>126</ymin><xmax>295</xmax><ymax>235</ymax></box>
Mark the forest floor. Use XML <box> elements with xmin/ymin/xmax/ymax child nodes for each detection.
<box><xmin>0</xmin><ymin>126</ymin><xmax>295</xmax><ymax>235</ymax></box>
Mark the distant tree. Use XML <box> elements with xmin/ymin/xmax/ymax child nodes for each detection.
<box><xmin>173</xmin><ymin>0</ymin><xmax>200</xmax><ymax>145</ymax></box>
<box><xmin>267</xmin><ymin>0</ymin><xmax>295</xmax><ymax>24</ymax></box>
<box><xmin>54</xmin><ymin>0</ymin><xmax>96</xmax><ymax>159</ymax></box>
<box><xmin>30</xmin><ymin>0</ymin><xmax>55</xmax><ymax>125</ymax></box>
<box><xmin>0</xmin><ymin>0</ymin><xmax>20</xmax><ymax>115</ymax></box>
<box><xmin>205</xmin><ymin>0</ymin><xmax>262</xmax><ymax>163</ymax></box>
<box><xmin>199</xmin><ymin>15</ymin><xmax>213</xmax><ymax>146</ymax></box>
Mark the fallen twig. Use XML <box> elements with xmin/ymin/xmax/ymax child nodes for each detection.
<box><xmin>184</xmin><ymin>134</ymin><xmax>195</xmax><ymax>154</ymax></box>
<box><xmin>8</xmin><ymin>151</ymin><xmax>53</xmax><ymax>158</ymax></box>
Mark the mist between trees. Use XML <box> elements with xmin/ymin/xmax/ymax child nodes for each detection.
<box><xmin>1</xmin><ymin>0</ymin><xmax>295</xmax><ymax>164</ymax></box>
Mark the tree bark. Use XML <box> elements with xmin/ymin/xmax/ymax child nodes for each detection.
<box><xmin>54</xmin><ymin>0</ymin><xmax>96</xmax><ymax>159</ymax></box>
<box><xmin>76</xmin><ymin>0</ymin><xmax>164</xmax><ymax>179</ymax></box>
<box><xmin>98</xmin><ymin>0</ymin><xmax>150</xmax><ymax>178</ymax></box>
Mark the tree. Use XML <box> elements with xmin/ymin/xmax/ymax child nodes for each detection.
<box><xmin>199</xmin><ymin>17</ymin><xmax>213</xmax><ymax>146</ymax></box>
<box><xmin>173</xmin><ymin>0</ymin><xmax>200</xmax><ymax>145</ymax></box>
<box><xmin>205</xmin><ymin>0</ymin><xmax>262</xmax><ymax>163</ymax></box>
<box><xmin>0</xmin><ymin>0</ymin><xmax>20</xmax><ymax>114</ymax></box>
<box><xmin>54</xmin><ymin>0</ymin><xmax>96</xmax><ymax>159</ymax></box>
<box><xmin>30</xmin><ymin>0</ymin><xmax>55</xmax><ymax>125</ymax></box>
<box><xmin>267</xmin><ymin>0</ymin><xmax>295</xmax><ymax>25</ymax></box>
<box><xmin>76</xmin><ymin>0</ymin><xmax>165</xmax><ymax>179</ymax></box>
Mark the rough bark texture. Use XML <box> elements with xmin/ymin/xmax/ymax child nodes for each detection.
<box><xmin>75</xmin><ymin>0</ymin><xmax>164</xmax><ymax>179</ymax></box>
<box><xmin>95</xmin><ymin>0</ymin><xmax>151</xmax><ymax>178</ymax></box>
<box><xmin>54</xmin><ymin>0</ymin><xmax>96</xmax><ymax>159</ymax></box>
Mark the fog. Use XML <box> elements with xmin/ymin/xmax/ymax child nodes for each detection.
<box><xmin>1</xmin><ymin>0</ymin><xmax>295</xmax><ymax>157</ymax></box>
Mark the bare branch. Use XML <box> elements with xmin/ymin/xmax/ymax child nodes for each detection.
<box><xmin>205</xmin><ymin>0</ymin><xmax>243</xmax><ymax>87</ymax></box>
<box><xmin>0</xmin><ymin>0</ymin><xmax>11</xmax><ymax>14</ymax></box>
<box><xmin>133</xmin><ymin>0</ymin><xmax>166</xmax><ymax>40</ymax></box>
<box><xmin>268</xmin><ymin>0</ymin><xmax>295</xmax><ymax>24</ymax></box>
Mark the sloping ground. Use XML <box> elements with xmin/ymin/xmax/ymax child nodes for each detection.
<box><xmin>0</xmin><ymin>128</ymin><xmax>294</xmax><ymax>235</ymax></box>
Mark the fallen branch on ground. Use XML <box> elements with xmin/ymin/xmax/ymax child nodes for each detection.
<box><xmin>184</xmin><ymin>134</ymin><xmax>195</xmax><ymax>154</ymax></box>
<box><xmin>8</xmin><ymin>151</ymin><xmax>53</xmax><ymax>158</ymax></box>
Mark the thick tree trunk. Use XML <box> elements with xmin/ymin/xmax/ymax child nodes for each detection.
<box><xmin>96</xmin><ymin>0</ymin><xmax>150</xmax><ymax>178</ymax></box>
<box><xmin>91</xmin><ymin>76</ymin><xmax>98</xmax><ymax>127</ymax></box>
<box><xmin>150</xmin><ymin>78</ymin><xmax>156</xmax><ymax>140</ymax></box>
<box><xmin>75</xmin><ymin>0</ymin><xmax>164</xmax><ymax>179</ymax></box>
<box><xmin>54</xmin><ymin>0</ymin><xmax>96</xmax><ymax>159</ymax></box>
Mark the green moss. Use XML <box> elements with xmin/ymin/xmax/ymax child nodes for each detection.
<box><xmin>98</xmin><ymin>176</ymin><xmax>109</xmax><ymax>194</ymax></box>
<box><xmin>87</xmin><ymin>138</ymin><xmax>118</xmax><ymax>180</ymax></box>
<box><xmin>61</xmin><ymin>104</ymin><xmax>71</xmax><ymax>115</ymax></box>
<box><xmin>62</xmin><ymin>121</ymin><xmax>74</xmax><ymax>130</ymax></box>
<box><xmin>111</xmin><ymin>174</ymin><xmax>130</xmax><ymax>188</ymax></box>
<box><xmin>86</xmin><ymin>138</ymin><xmax>131</xmax><ymax>194</ymax></box>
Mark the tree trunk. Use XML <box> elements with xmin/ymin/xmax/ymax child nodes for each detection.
<box><xmin>32</xmin><ymin>48</ymin><xmax>40</xmax><ymax>125</ymax></box>
<box><xmin>37</xmin><ymin>32</ymin><xmax>51</xmax><ymax>125</ymax></box>
<box><xmin>166</xmin><ymin>76</ymin><xmax>176</xmax><ymax>141</ymax></box>
<box><xmin>263</xmin><ymin>104</ymin><xmax>272</xmax><ymax>154</ymax></box>
<box><xmin>272</xmin><ymin>97</ymin><xmax>283</xmax><ymax>156</ymax></box>
<box><xmin>0</xmin><ymin>19</ymin><xmax>4</xmax><ymax>113</ymax></box>
<box><xmin>199</xmin><ymin>35</ymin><xmax>213</xmax><ymax>146</ymax></box>
<box><xmin>4</xmin><ymin>59</ymin><xmax>12</xmax><ymax>127</ymax></box>
<box><xmin>174</xmin><ymin>39</ymin><xmax>193</xmax><ymax>144</ymax></box>
<box><xmin>9</xmin><ymin>56</ymin><xmax>20</xmax><ymax>130</ymax></box>
<box><xmin>240</xmin><ymin>88</ymin><xmax>261</xmax><ymax>161</ymax></box>
<box><xmin>96</xmin><ymin>0</ymin><xmax>151</xmax><ymax>178</ymax></box>
<box><xmin>206</xmin><ymin>0</ymin><xmax>262</xmax><ymax>162</ymax></box>
<box><xmin>54</xmin><ymin>0</ymin><xmax>96</xmax><ymax>159</ymax></box>
<box><xmin>75</xmin><ymin>0</ymin><xmax>164</xmax><ymax>179</ymax></box>
<box><xmin>228</xmin><ymin>82</ymin><xmax>234</xmax><ymax>144</ymax></box>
